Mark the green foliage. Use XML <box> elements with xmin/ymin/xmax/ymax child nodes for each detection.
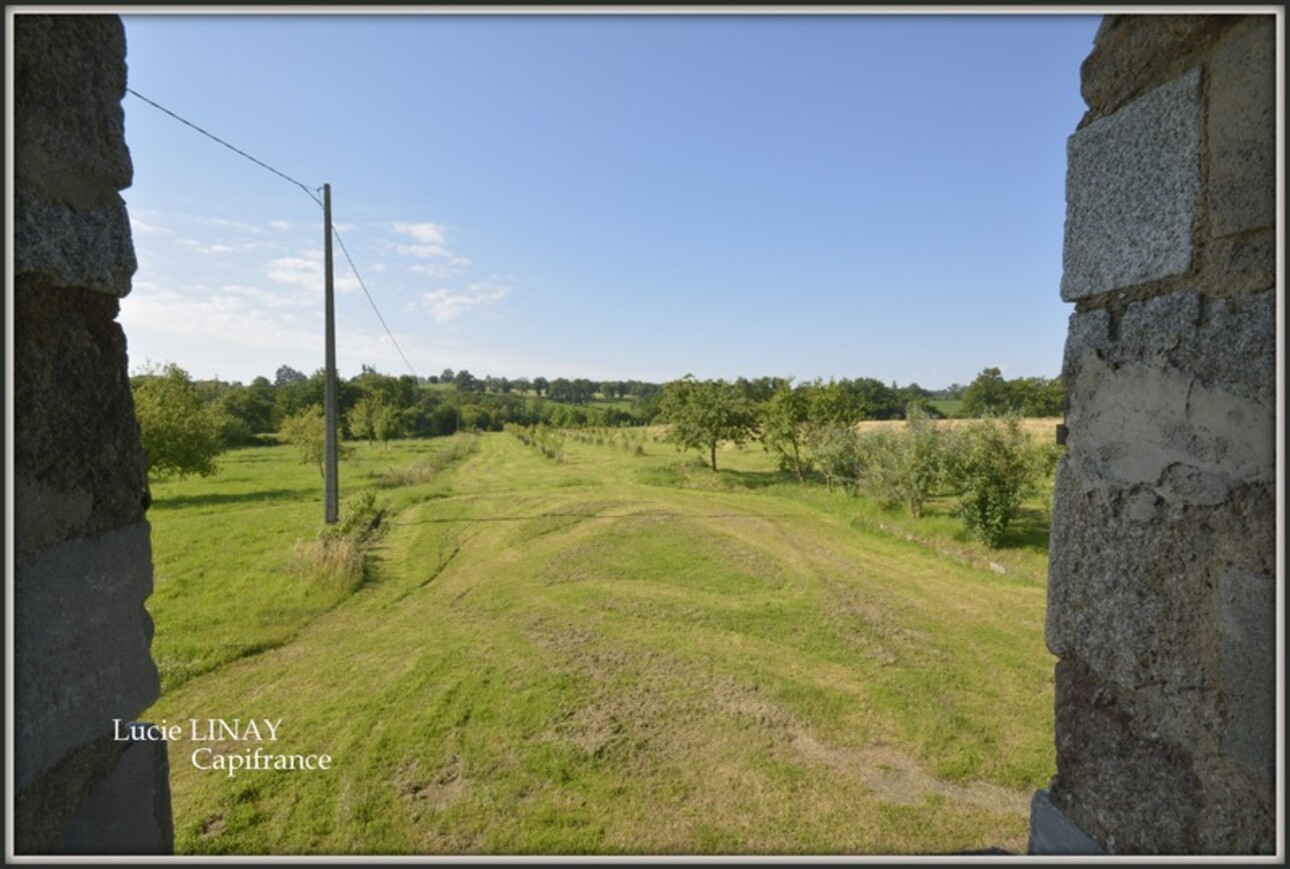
<box><xmin>348</xmin><ymin>394</ymin><xmax>402</xmax><ymax>448</ymax></box>
<box><xmin>962</xmin><ymin>367</ymin><xmax>1063</xmax><ymax>418</ymax></box>
<box><xmin>278</xmin><ymin>405</ymin><xmax>353</xmax><ymax>475</ymax></box>
<box><xmin>857</xmin><ymin>405</ymin><xmax>948</xmax><ymax>518</ymax></box>
<box><xmin>131</xmin><ymin>362</ymin><xmax>230</xmax><ymax>479</ymax></box>
<box><xmin>758</xmin><ymin>379</ymin><xmax>811</xmax><ymax>481</ymax></box>
<box><xmin>943</xmin><ymin>416</ymin><xmax>1040</xmax><ymax>547</ymax></box>
<box><xmin>659</xmin><ymin>376</ymin><xmax>757</xmax><ymax>471</ymax></box>
<box><xmin>807</xmin><ymin>423</ymin><xmax>862</xmax><ymax>494</ymax></box>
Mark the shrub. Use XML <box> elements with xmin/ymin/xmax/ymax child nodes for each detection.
<box><xmin>943</xmin><ymin>416</ymin><xmax>1039</xmax><ymax>547</ymax></box>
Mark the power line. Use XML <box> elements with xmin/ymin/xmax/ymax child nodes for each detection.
<box><xmin>126</xmin><ymin>87</ymin><xmax>322</xmax><ymax>207</ymax></box>
<box><xmin>125</xmin><ymin>87</ymin><xmax>420</xmax><ymax>382</ymax></box>
<box><xmin>332</xmin><ymin>226</ymin><xmax>420</xmax><ymax>381</ymax></box>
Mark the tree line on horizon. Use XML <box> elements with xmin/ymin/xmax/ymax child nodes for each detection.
<box><xmin>128</xmin><ymin>361</ymin><xmax>1061</xmax><ymax>476</ymax></box>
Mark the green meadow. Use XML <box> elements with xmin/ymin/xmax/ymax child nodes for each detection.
<box><xmin>142</xmin><ymin>428</ymin><xmax>1055</xmax><ymax>855</ymax></box>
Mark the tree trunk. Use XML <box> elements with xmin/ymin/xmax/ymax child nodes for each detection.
<box><xmin>710</xmin><ymin>442</ymin><xmax>718</xmax><ymax>472</ymax></box>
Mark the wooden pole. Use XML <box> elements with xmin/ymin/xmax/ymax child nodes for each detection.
<box><xmin>323</xmin><ymin>183</ymin><xmax>339</xmax><ymax>524</ymax></box>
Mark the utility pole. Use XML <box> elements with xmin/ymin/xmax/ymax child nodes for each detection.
<box><xmin>323</xmin><ymin>183</ymin><xmax>339</xmax><ymax>524</ymax></box>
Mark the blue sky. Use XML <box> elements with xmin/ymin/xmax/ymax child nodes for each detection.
<box><xmin>117</xmin><ymin>11</ymin><xmax>1101</xmax><ymax>388</ymax></box>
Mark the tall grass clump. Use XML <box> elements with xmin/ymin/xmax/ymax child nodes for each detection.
<box><xmin>288</xmin><ymin>488</ymin><xmax>383</xmax><ymax>597</ymax></box>
<box><xmin>376</xmin><ymin>434</ymin><xmax>480</xmax><ymax>487</ymax></box>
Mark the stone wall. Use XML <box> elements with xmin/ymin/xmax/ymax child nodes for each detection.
<box><xmin>1031</xmin><ymin>14</ymin><xmax>1277</xmax><ymax>855</ymax></box>
<box><xmin>13</xmin><ymin>13</ymin><xmax>172</xmax><ymax>853</ymax></box>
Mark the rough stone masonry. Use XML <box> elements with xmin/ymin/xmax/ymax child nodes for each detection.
<box><xmin>1030</xmin><ymin>14</ymin><xmax>1277</xmax><ymax>855</ymax></box>
<box><xmin>13</xmin><ymin>13</ymin><xmax>172</xmax><ymax>853</ymax></box>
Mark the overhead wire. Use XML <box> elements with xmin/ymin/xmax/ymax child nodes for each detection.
<box><xmin>127</xmin><ymin>87</ymin><xmax>322</xmax><ymax>207</ymax></box>
<box><xmin>331</xmin><ymin>226</ymin><xmax>420</xmax><ymax>380</ymax></box>
<box><xmin>124</xmin><ymin>87</ymin><xmax>420</xmax><ymax>380</ymax></box>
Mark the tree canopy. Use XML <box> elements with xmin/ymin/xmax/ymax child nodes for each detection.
<box><xmin>659</xmin><ymin>376</ymin><xmax>757</xmax><ymax>472</ymax></box>
<box><xmin>131</xmin><ymin>362</ymin><xmax>229</xmax><ymax>479</ymax></box>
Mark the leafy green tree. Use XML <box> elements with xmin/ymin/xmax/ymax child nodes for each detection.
<box><xmin>222</xmin><ymin>376</ymin><xmax>276</xmax><ymax>436</ymax></box>
<box><xmin>274</xmin><ymin>364</ymin><xmax>307</xmax><ymax>387</ymax></box>
<box><xmin>547</xmin><ymin>377</ymin><xmax>573</xmax><ymax>403</ymax></box>
<box><xmin>348</xmin><ymin>395</ymin><xmax>378</xmax><ymax>445</ymax></box>
<box><xmin>962</xmin><ymin>367</ymin><xmax>1013</xmax><ymax>417</ymax></box>
<box><xmin>758</xmin><ymin>379</ymin><xmax>811</xmax><ymax>482</ymax></box>
<box><xmin>1015</xmin><ymin>376</ymin><xmax>1065</xmax><ymax>417</ymax></box>
<box><xmin>131</xmin><ymin>362</ymin><xmax>231</xmax><ymax>479</ymax></box>
<box><xmin>808</xmin><ymin>423</ymin><xmax>862</xmax><ymax>494</ymax></box>
<box><xmin>857</xmin><ymin>404</ymin><xmax>947</xmax><ymax>517</ymax></box>
<box><xmin>659</xmin><ymin>376</ymin><xmax>757</xmax><ymax>472</ymax></box>
<box><xmin>944</xmin><ymin>415</ymin><xmax>1039</xmax><ymax>547</ymax></box>
<box><xmin>279</xmin><ymin>405</ymin><xmax>327</xmax><ymax>476</ymax></box>
<box><xmin>453</xmin><ymin>369</ymin><xmax>481</xmax><ymax>393</ymax></box>
<box><xmin>279</xmin><ymin>405</ymin><xmax>353</xmax><ymax>474</ymax></box>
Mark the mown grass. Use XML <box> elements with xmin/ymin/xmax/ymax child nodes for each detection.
<box><xmin>145</xmin><ymin>436</ymin><xmax>478</xmax><ymax>692</ymax></box>
<box><xmin>143</xmin><ymin>428</ymin><xmax>1055</xmax><ymax>856</ymax></box>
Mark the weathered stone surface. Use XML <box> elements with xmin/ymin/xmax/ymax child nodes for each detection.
<box><xmin>1061</xmin><ymin>68</ymin><xmax>1201</xmax><ymax>300</ymax></box>
<box><xmin>1047</xmin><ymin>474</ymin><xmax>1272</xmax><ymax>700</ymax></box>
<box><xmin>14</xmin><ymin>284</ymin><xmax>150</xmax><ymax>558</ymax></box>
<box><xmin>1218</xmin><ymin>568</ymin><xmax>1276</xmax><ymax>780</ymax></box>
<box><xmin>14</xmin><ymin>523</ymin><xmax>159</xmax><ymax>790</ymax></box>
<box><xmin>14</xmin><ymin>192</ymin><xmax>137</xmax><ymax>298</ymax></box>
<box><xmin>1079</xmin><ymin>15</ymin><xmax>1238</xmax><ymax>122</ymax></box>
<box><xmin>60</xmin><ymin>737</ymin><xmax>174</xmax><ymax>855</ymax></box>
<box><xmin>1028</xmin><ymin>788</ymin><xmax>1104</xmax><ymax>855</ymax></box>
<box><xmin>14</xmin><ymin>14</ymin><xmax>132</xmax><ymax>193</ymax></box>
<box><xmin>14</xmin><ymin>733</ymin><xmax>127</xmax><ymax>854</ymax></box>
<box><xmin>1207</xmin><ymin>17</ymin><xmax>1276</xmax><ymax>237</ymax></box>
<box><xmin>1049</xmin><ymin>287</ymin><xmax>1274</xmax><ymax>758</ymax></box>
<box><xmin>1210</xmin><ymin>230</ymin><xmax>1276</xmax><ymax>295</ymax></box>
<box><xmin>1049</xmin><ymin>661</ymin><xmax>1201</xmax><ymax>854</ymax></box>
<box><xmin>1059</xmin><ymin>290</ymin><xmax>1275</xmax><ymax>493</ymax></box>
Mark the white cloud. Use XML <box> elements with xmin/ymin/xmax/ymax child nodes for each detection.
<box><xmin>119</xmin><ymin>286</ymin><xmax>319</xmax><ymax>357</ymax></box>
<box><xmin>410</xmin><ymin>262</ymin><xmax>470</xmax><ymax>279</ymax></box>
<box><xmin>266</xmin><ymin>251</ymin><xmax>361</xmax><ymax>294</ymax></box>
<box><xmin>129</xmin><ymin>216</ymin><xmax>170</xmax><ymax>235</ymax></box>
<box><xmin>205</xmin><ymin>216</ymin><xmax>262</xmax><ymax>234</ymax></box>
<box><xmin>418</xmin><ymin>280</ymin><xmax>511</xmax><ymax>323</ymax></box>
<box><xmin>220</xmin><ymin>283</ymin><xmax>302</xmax><ymax>308</ymax></box>
<box><xmin>392</xmin><ymin>221</ymin><xmax>448</xmax><ymax>245</ymax></box>
<box><xmin>269</xmin><ymin>220</ymin><xmax>292</xmax><ymax>231</ymax></box>
<box><xmin>177</xmin><ymin>237</ymin><xmax>278</xmax><ymax>256</ymax></box>
<box><xmin>388</xmin><ymin>221</ymin><xmax>471</xmax><ymax>268</ymax></box>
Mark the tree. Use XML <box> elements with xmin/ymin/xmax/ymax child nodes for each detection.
<box><xmin>808</xmin><ymin>423</ymin><xmax>862</xmax><ymax>494</ymax></box>
<box><xmin>659</xmin><ymin>376</ymin><xmax>757</xmax><ymax>472</ymax></box>
<box><xmin>453</xmin><ymin>369</ymin><xmax>481</xmax><ymax>393</ymax></box>
<box><xmin>274</xmin><ymin>364</ymin><xmax>308</xmax><ymax>388</ymax></box>
<box><xmin>533</xmin><ymin>376</ymin><xmax>549</xmax><ymax>397</ymax></box>
<box><xmin>279</xmin><ymin>405</ymin><xmax>327</xmax><ymax>476</ymax></box>
<box><xmin>943</xmin><ymin>415</ymin><xmax>1039</xmax><ymax>547</ymax></box>
<box><xmin>962</xmin><ymin>367</ymin><xmax>1013</xmax><ymax>417</ymax></box>
<box><xmin>856</xmin><ymin>404</ymin><xmax>947</xmax><ymax>517</ymax></box>
<box><xmin>211</xmin><ymin>376</ymin><xmax>275</xmax><ymax>444</ymax></box>
<box><xmin>758</xmin><ymin>379</ymin><xmax>811</xmax><ymax>482</ymax></box>
<box><xmin>131</xmin><ymin>362</ymin><xmax>230</xmax><ymax>479</ymax></box>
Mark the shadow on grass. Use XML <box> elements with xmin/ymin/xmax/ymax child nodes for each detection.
<box><xmin>717</xmin><ymin>469</ymin><xmax>799</xmax><ymax>490</ymax></box>
<box><xmin>996</xmin><ymin>506</ymin><xmax>1052</xmax><ymax>553</ymax></box>
<box><xmin>150</xmin><ymin>487</ymin><xmax>316</xmax><ymax>511</ymax></box>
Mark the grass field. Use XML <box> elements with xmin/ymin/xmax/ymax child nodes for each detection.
<box><xmin>142</xmin><ymin>428</ymin><xmax>1056</xmax><ymax>856</ymax></box>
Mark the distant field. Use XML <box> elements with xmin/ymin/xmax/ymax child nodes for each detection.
<box><xmin>143</xmin><ymin>429</ymin><xmax>1055</xmax><ymax>856</ymax></box>
<box><xmin>926</xmin><ymin>399</ymin><xmax>964</xmax><ymax>417</ymax></box>
<box><xmin>857</xmin><ymin>416</ymin><xmax>1063</xmax><ymax>445</ymax></box>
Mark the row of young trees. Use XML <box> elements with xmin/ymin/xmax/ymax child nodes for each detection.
<box><xmin>659</xmin><ymin>376</ymin><xmax>1059</xmax><ymax>547</ymax></box>
<box><xmin>130</xmin><ymin>360</ymin><xmax>1060</xmax><ymax>497</ymax></box>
